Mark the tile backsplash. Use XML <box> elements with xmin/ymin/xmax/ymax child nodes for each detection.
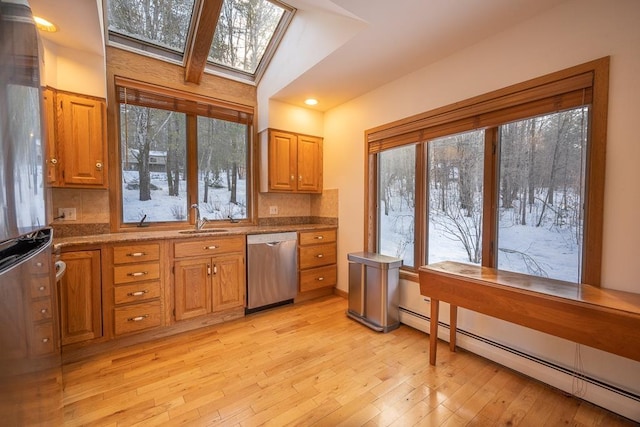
<box><xmin>50</xmin><ymin>187</ymin><xmax>339</xmax><ymax>237</ymax></box>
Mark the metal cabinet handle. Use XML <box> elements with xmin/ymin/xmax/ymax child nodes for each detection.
<box><xmin>290</xmin><ymin>175</ymin><xmax>295</xmax><ymax>181</ymax></box>
<box><xmin>96</xmin><ymin>162</ymin><xmax>103</xmax><ymax>170</ymax></box>
<box><xmin>127</xmin><ymin>271</ymin><xmax>148</xmax><ymax>277</ymax></box>
<box><xmin>38</xmin><ymin>286</ymin><xmax>46</xmax><ymax>291</ymax></box>
<box><xmin>40</xmin><ymin>308</ymin><xmax>48</xmax><ymax>314</ymax></box>
<box><xmin>316</xmin><ymin>254</ymin><xmax>324</xmax><ymax>258</ymax></box>
<box><xmin>299</xmin><ymin>175</ymin><xmax>302</xmax><ymax>182</ymax></box>
<box><xmin>314</xmin><ymin>236</ymin><xmax>324</xmax><ymax>240</ymax></box>
<box><xmin>127</xmin><ymin>252</ymin><xmax>146</xmax><ymax>257</ymax></box>
<box><xmin>42</xmin><ymin>337</ymin><xmax>50</xmax><ymax>343</ymax></box>
<box><xmin>127</xmin><ymin>315</ymin><xmax>149</xmax><ymax>322</ymax></box>
<box><xmin>50</xmin><ymin>158</ymin><xmax>58</xmax><ymax>165</ymax></box>
<box><xmin>317</xmin><ymin>277</ymin><xmax>324</xmax><ymax>281</ymax></box>
<box><xmin>127</xmin><ymin>290</ymin><xmax>148</xmax><ymax>297</ymax></box>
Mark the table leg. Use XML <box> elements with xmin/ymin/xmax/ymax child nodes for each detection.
<box><xmin>429</xmin><ymin>298</ymin><xmax>439</xmax><ymax>365</ymax></box>
<box><xmin>449</xmin><ymin>304</ymin><xmax>457</xmax><ymax>352</ymax></box>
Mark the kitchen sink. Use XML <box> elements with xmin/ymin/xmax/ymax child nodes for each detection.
<box><xmin>178</xmin><ymin>229</ymin><xmax>228</xmax><ymax>234</ymax></box>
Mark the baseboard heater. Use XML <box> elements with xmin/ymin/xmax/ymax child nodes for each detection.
<box><xmin>399</xmin><ymin>306</ymin><xmax>640</xmax><ymax>421</ymax></box>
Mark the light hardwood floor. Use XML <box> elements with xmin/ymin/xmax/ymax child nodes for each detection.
<box><xmin>62</xmin><ymin>296</ymin><xmax>636</xmax><ymax>426</ymax></box>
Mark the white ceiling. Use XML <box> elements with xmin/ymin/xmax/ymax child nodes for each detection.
<box><xmin>28</xmin><ymin>0</ymin><xmax>568</xmax><ymax>111</ymax></box>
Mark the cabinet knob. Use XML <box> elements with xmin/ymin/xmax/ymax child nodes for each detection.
<box><xmin>40</xmin><ymin>308</ymin><xmax>48</xmax><ymax>314</ymax></box>
<box><xmin>41</xmin><ymin>337</ymin><xmax>50</xmax><ymax>343</ymax></box>
<box><xmin>290</xmin><ymin>175</ymin><xmax>295</xmax><ymax>181</ymax></box>
<box><xmin>316</xmin><ymin>254</ymin><xmax>324</xmax><ymax>258</ymax></box>
<box><xmin>50</xmin><ymin>158</ymin><xmax>57</xmax><ymax>165</ymax></box>
<box><xmin>317</xmin><ymin>277</ymin><xmax>325</xmax><ymax>281</ymax></box>
<box><xmin>299</xmin><ymin>175</ymin><xmax>302</xmax><ymax>182</ymax></box>
<box><xmin>96</xmin><ymin>162</ymin><xmax>103</xmax><ymax>170</ymax></box>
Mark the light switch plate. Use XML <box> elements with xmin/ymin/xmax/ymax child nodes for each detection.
<box><xmin>58</xmin><ymin>207</ymin><xmax>77</xmax><ymax>221</ymax></box>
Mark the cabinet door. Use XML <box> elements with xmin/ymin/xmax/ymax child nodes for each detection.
<box><xmin>174</xmin><ymin>258</ymin><xmax>211</xmax><ymax>321</ymax></box>
<box><xmin>58</xmin><ymin>93</ymin><xmax>106</xmax><ymax>186</ymax></box>
<box><xmin>297</xmin><ymin>134</ymin><xmax>323</xmax><ymax>193</ymax></box>
<box><xmin>43</xmin><ymin>88</ymin><xmax>57</xmax><ymax>185</ymax></box>
<box><xmin>59</xmin><ymin>250</ymin><xmax>102</xmax><ymax>345</ymax></box>
<box><xmin>211</xmin><ymin>254</ymin><xmax>245</xmax><ymax>312</ymax></box>
<box><xmin>268</xmin><ymin>130</ymin><xmax>297</xmax><ymax>191</ymax></box>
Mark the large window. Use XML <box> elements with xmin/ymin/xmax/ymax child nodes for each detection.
<box><xmin>106</xmin><ymin>0</ymin><xmax>294</xmax><ymax>82</ymax></box>
<box><xmin>116</xmin><ymin>79</ymin><xmax>252</xmax><ymax>228</ymax></box>
<box><xmin>367</xmin><ymin>58</ymin><xmax>608</xmax><ymax>285</ymax></box>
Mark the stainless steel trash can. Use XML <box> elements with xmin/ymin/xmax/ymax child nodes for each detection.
<box><xmin>347</xmin><ymin>252</ymin><xmax>403</xmax><ymax>332</ymax></box>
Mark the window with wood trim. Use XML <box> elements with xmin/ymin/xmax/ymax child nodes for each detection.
<box><xmin>115</xmin><ymin>78</ymin><xmax>253</xmax><ymax>228</ymax></box>
<box><xmin>366</xmin><ymin>57</ymin><xmax>609</xmax><ymax>285</ymax></box>
<box><xmin>106</xmin><ymin>0</ymin><xmax>295</xmax><ymax>83</ymax></box>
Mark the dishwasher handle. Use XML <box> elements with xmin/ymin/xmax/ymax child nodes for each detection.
<box><xmin>266</xmin><ymin>241</ymin><xmax>283</xmax><ymax>247</ymax></box>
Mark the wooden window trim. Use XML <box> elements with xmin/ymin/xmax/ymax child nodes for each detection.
<box><xmin>110</xmin><ymin>78</ymin><xmax>254</xmax><ymax>232</ymax></box>
<box><xmin>365</xmin><ymin>57</ymin><xmax>609</xmax><ymax>285</ymax></box>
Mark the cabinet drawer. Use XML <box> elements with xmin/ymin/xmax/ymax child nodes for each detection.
<box><xmin>174</xmin><ymin>236</ymin><xmax>245</xmax><ymax>258</ymax></box>
<box><xmin>114</xmin><ymin>281</ymin><xmax>161</xmax><ymax>305</ymax></box>
<box><xmin>299</xmin><ymin>243</ymin><xmax>337</xmax><ymax>269</ymax></box>
<box><xmin>30</xmin><ymin>276</ymin><xmax>51</xmax><ymax>299</ymax></box>
<box><xmin>113</xmin><ymin>262</ymin><xmax>160</xmax><ymax>284</ymax></box>
<box><xmin>114</xmin><ymin>301</ymin><xmax>161</xmax><ymax>336</ymax></box>
<box><xmin>299</xmin><ymin>229</ymin><xmax>336</xmax><ymax>246</ymax></box>
<box><xmin>31</xmin><ymin>322</ymin><xmax>55</xmax><ymax>356</ymax></box>
<box><xmin>30</xmin><ymin>299</ymin><xmax>53</xmax><ymax>322</ymax></box>
<box><xmin>300</xmin><ymin>264</ymin><xmax>337</xmax><ymax>292</ymax></box>
<box><xmin>113</xmin><ymin>244</ymin><xmax>160</xmax><ymax>264</ymax></box>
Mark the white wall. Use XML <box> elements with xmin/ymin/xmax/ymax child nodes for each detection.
<box><xmin>320</xmin><ymin>0</ymin><xmax>640</xmax><ymax>418</ymax></box>
<box><xmin>41</xmin><ymin>39</ymin><xmax>106</xmax><ymax>98</ymax></box>
<box><xmin>257</xmin><ymin>8</ymin><xmax>364</xmax><ymax>131</ymax></box>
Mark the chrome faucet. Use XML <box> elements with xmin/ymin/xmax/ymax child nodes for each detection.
<box><xmin>191</xmin><ymin>204</ymin><xmax>208</xmax><ymax>230</ymax></box>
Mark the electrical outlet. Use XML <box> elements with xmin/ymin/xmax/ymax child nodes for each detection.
<box><xmin>58</xmin><ymin>207</ymin><xmax>77</xmax><ymax>221</ymax></box>
<box><xmin>269</xmin><ymin>205</ymin><xmax>278</xmax><ymax>215</ymax></box>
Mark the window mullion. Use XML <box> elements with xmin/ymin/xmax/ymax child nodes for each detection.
<box><xmin>482</xmin><ymin>127</ymin><xmax>499</xmax><ymax>268</ymax></box>
<box><xmin>414</xmin><ymin>143</ymin><xmax>427</xmax><ymax>270</ymax></box>
<box><xmin>186</xmin><ymin>115</ymin><xmax>199</xmax><ymax>226</ymax></box>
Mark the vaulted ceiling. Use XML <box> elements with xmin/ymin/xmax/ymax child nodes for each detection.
<box><xmin>29</xmin><ymin>0</ymin><xmax>568</xmax><ymax>111</ymax></box>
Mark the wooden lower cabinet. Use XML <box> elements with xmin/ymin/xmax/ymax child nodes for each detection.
<box><xmin>211</xmin><ymin>254</ymin><xmax>245</xmax><ymax>312</ymax></box>
<box><xmin>174</xmin><ymin>253</ymin><xmax>245</xmax><ymax>321</ymax></box>
<box><xmin>174</xmin><ymin>258</ymin><xmax>211</xmax><ymax>321</ymax></box>
<box><xmin>173</xmin><ymin>236</ymin><xmax>245</xmax><ymax>322</ymax></box>
<box><xmin>109</xmin><ymin>243</ymin><xmax>163</xmax><ymax>337</ymax></box>
<box><xmin>297</xmin><ymin>229</ymin><xmax>337</xmax><ymax>298</ymax></box>
<box><xmin>59</xmin><ymin>250</ymin><xmax>102</xmax><ymax>345</ymax></box>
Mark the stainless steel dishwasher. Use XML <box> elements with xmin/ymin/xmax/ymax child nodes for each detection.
<box><xmin>246</xmin><ymin>232</ymin><xmax>298</xmax><ymax>313</ymax></box>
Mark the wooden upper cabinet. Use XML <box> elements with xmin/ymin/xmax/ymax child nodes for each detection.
<box><xmin>43</xmin><ymin>88</ymin><xmax>57</xmax><ymax>185</ymax></box>
<box><xmin>297</xmin><ymin>134</ymin><xmax>323</xmax><ymax>193</ymax></box>
<box><xmin>44</xmin><ymin>88</ymin><xmax>107</xmax><ymax>188</ymax></box>
<box><xmin>260</xmin><ymin>129</ymin><xmax>323</xmax><ymax>193</ymax></box>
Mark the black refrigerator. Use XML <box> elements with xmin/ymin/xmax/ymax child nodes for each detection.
<box><xmin>0</xmin><ymin>0</ymin><xmax>64</xmax><ymax>424</ymax></box>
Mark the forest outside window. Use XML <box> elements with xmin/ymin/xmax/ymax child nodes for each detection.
<box><xmin>116</xmin><ymin>81</ymin><xmax>252</xmax><ymax>227</ymax></box>
<box><xmin>106</xmin><ymin>0</ymin><xmax>294</xmax><ymax>82</ymax></box>
<box><xmin>367</xmin><ymin>58</ymin><xmax>608</xmax><ymax>285</ymax></box>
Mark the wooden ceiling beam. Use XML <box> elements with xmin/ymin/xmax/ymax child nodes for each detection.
<box><xmin>184</xmin><ymin>0</ymin><xmax>223</xmax><ymax>84</ymax></box>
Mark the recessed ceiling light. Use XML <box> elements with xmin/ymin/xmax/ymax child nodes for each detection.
<box><xmin>304</xmin><ymin>98</ymin><xmax>318</xmax><ymax>106</ymax></box>
<box><xmin>33</xmin><ymin>16</ymin><xmax>58</xmax><ymax>33</ymax></box>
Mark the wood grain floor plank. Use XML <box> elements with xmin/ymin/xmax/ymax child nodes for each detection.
<box><xmin>60</xmin><ymin>296</ymin><xmax>637</xmax><ymax>426</ymax></box>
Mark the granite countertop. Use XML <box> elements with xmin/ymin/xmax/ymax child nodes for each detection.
<box><xmin>53</xmin><ymin>223</ymin><xmax>336</xmax><ymax>249</ymax></box>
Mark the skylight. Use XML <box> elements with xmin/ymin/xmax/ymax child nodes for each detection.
<box><xmin>107</xmin><ymin>0</ymin><xmax>294</xmax><ymax>83</ymax></box>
